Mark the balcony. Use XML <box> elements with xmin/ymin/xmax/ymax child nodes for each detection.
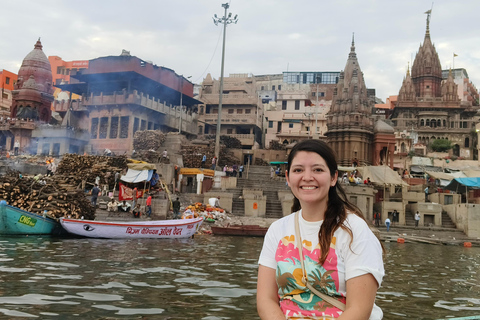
<box><xmin>202</xmin><ymin>113</ymin><xmax>259</xmax><ymax>125</ymax></box>
<box><xmin>200</xmin><ymin>93</ymin><xmax>258</xmax><ymax>105</ymax></box>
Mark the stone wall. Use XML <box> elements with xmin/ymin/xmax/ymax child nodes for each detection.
<box><xmin>410</xmin><ymin>202</ymin><xmax>442</xmax><ymax>227</ymax></box>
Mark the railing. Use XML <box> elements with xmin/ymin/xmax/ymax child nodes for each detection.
<box><xmin>202</xmin><ymin>113</ymin><xmax>258</xmax><ymax>124</ymax></box>
<box><xmin>200</xmin><ymin>93</ymin><xmax>258</xmax><ymax>105</ymax></box>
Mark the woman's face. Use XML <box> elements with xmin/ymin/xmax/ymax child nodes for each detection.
<box><xmin>286</xmin><ymin>151</ymin><xmax>337</xmax><ymax>207</ymax></box>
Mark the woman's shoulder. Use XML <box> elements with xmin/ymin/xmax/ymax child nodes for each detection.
<box><xmin>343</xmin><ymin>211</ymin><xmax>374</xmax><ymax>236</ymax></box>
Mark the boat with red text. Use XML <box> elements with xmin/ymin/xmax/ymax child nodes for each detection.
<box><xmin>59</xmin><ymin>217</ymin><xmax>204</xmax><ymax>239</ymax></box>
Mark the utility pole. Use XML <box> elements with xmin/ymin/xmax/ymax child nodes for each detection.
<box><xmin>213</xmin><ymin>3</ymin><xmax>238</xmax><ymax>165</ymax></box>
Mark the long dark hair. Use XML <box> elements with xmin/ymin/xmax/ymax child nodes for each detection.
<box><xmin>288</xmin><ymin>140</ymin><xmax>365</xmax><ymax>265</ymax></box>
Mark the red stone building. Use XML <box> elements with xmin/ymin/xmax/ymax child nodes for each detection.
<box><xmin>50</xmin><ymin>51</ymin><xmax>200</xmax><ymax>155</ymax></box>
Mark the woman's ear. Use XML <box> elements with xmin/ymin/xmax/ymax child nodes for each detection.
<box><xmin>331</xmin><ymin>170</ymin><xmax>338</xmax><ymax>187</ymax></box>
<box><xmin>285</xmin><ymin>170</ymin><xmax>290</xmax><ymax>186</ymax></box>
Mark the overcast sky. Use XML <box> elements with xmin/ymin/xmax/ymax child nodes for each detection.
<box><xmin>1</xmin><ymin>1</ymin><xmax>479</xmax><ymax>101</ymax></box>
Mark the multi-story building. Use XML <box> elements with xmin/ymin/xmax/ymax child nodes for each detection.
<box><xmin>391</xmin><ymin>14</ymin><xmax>479</xmax><ymax>160</ymax></box>
<box><xmin>197</xmin><ymin>73</ymin><xmax>263</xmax><ymax>148</ymax></box>
<box><xmin>46</xmin><ymin>51</ymin><xmax>199</xmax><ymax>155</ymax></box>
<box><xmin>258</xmin><ymin>72</ymin><xmax>338</xmax><ymax>147</ymax></box>
<box><xmin>48</xmin><ymin>56</ymin><xmax>89</xmax><ymax>100</ymax></box>
<box><xmin>441</xmin><ymin>68</ymin><xmax>479</xmax><ymax>105</ymax></box>
<box><xmin>0</xmin><ymin>70</ymin><xmax>18</xmax><ymax>116</ymax></box>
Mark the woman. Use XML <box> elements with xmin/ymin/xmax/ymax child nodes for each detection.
<box><xmin>257</xmin><ymin>140</ymin><xmax>384</xmax><ymax>319</ymax></box>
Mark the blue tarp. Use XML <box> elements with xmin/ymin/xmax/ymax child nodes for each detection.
<box><xmin>444</xmin><ymin>177</ymin><xmax>480</xmax><ymax>191</ymax></box>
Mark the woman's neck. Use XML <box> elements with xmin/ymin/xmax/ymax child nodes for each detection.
<box><xmin>300</xmin><ymin>202</ymin><xmax>326</xmax><ymax>222</ymax></box>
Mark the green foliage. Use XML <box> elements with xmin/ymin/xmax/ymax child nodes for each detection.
<box><xmin>429</xmin><ymin>139</ymin><xmax>453</xmax><ymax>152</ymax></box>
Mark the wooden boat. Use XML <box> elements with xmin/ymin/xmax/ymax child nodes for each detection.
<box><xmin>0</xmin><ymin>200</ymin><xmax>65</xmax><ymax>236</ymax></box>
<box><xmin>60</xmin><ymin>217</ymin><xmax>204</xmax><ymax>239</ymax></box>
<box><xmin>211</xmin><ymin>224</ymin><xmax>268</xmax><ymax>237</ymax></box>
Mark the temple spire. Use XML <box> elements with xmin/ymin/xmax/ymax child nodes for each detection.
<box><xmin>424</xmin><ymin>7</ymin><xmax>433</xmax><ymax>37</ymax></box>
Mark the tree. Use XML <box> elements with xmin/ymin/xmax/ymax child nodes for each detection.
<box><xmin>430</xmin><ymin>139</ymin><xmax>453</xmax><ymax>152</ymax></box>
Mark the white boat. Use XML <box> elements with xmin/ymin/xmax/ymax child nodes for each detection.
<box><xmin>59</xmin><ymin>217</ymin><xmax>204</xmax><ymax>239</ymax></box>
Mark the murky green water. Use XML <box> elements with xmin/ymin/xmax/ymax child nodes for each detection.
<box><xmin>0</xmin><ymin>236</ymin><xmax>478</xmax><ymax>319</ymax></box>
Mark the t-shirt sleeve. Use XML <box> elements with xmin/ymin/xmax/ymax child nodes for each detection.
<box><xmin>258</xmin><ymin>222</ymin><xmax>280</xmax><ymax>270</ymax></box>
<box><xmin>342</xmin><ymin>217</ymin><xmax>384</xmax><ymax>287</ymax></box>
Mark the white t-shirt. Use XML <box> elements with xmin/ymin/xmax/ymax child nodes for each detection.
<box><xmin>258</xmin><ymin>211</ymin><xmax>384</xmax><ymax>319</ymax></box>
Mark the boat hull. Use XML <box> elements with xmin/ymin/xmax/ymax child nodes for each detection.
<box><xmin>60</xmin><ymin>217</ymin><xmax>204</xmax><ymax>239</ymax></box>
<box><xmin>0</xmin><ymin>201</ymin><xmax>64</xmax><ymax>236</ymax></box>
<box><xmin>211</xmin><ymin>225</ymin><xmax>268</xmax><ymax>237</ymax></box>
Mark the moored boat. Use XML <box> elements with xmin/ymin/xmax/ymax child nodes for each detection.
<box><xmin>0</xmin><ymin>200</ymin><xmax>65</xmax><ymax>236</ymax></box>
<box><xmin>60</xmin><ymin>217</ymin><xmax>204</xmax><ymax>239</ymax></box>
<box><xmin>211</xmin><ymin>224</ymin><xmax>268</xmax><ymax>237</ymax></box>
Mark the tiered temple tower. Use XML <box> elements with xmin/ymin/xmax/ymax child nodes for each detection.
<box><xmin>326</xmin><ymin>36</ymin><xmax>374</xmax><ymax>166</ymax></box>
<box><xmin>391</xmin><ymin>12</ymin><xmax>477</xmax><ymax>159</ymax></box>
<box><xmin>11</xmin><ymin>39</ymin><xmax>54</xmax><ymax>123</ymax></box>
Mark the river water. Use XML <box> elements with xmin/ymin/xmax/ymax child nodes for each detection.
<box><xmin>0</xmin><ymin>235</ymin><xmax>479</xmax><ymax>320</ymax></box>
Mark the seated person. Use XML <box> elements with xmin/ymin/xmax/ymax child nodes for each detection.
<box><xmin>107</xmin><ymin>198</ymin><xmax>119</xmax><ymax>212</ymax></box>
<box><xmin>118</xmin><ymin>201</ymin><xmax>132</xmax><ymax>212</ymax></box>
<box><xmin>132</xmin><ymin>204</ymin><xmax>141</xmax><ymax>218</ymax></box>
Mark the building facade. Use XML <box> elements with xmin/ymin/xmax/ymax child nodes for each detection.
<box><xmin>391</xmin><ymin>14</ymin><xmax>479</xmax><ymax>160</ymax></box>
<box><xmin>47</xmin><ymin>51</ymin><xmax>199</xmax><ymax>155</ymax></box>
<box><xmin>197</xmin><ymin>73</ymin><xmax>263</xmax><ymax>148</ymax></box>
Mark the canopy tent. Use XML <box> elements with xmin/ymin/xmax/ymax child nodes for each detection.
<box><xmin>462</xmin><ymin>170</ymin><xmax>480</xmax><ymax>178</ymax></box>
<box><xmin>127</xmin><ymin>162</ymin><xmax>156</xmax><ymax>170</ymax></box>
<box><xmin>121</xmin><ymin>169</ymin><xmax>153</xmax><ymax>183</ymax></box>
<box><xmin>356</xmin><ymin>166</ymin><xmax>408</xmax><ymax>186</ymax></box>
<box><xmin>444</xmin><ymin>177</ymin><xmax>480</xmax><ymax>192</ymax></box>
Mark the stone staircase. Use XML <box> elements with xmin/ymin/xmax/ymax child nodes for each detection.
<box><xmin>228</xmin><ymin>165</ymin><xmax>289</xmax><ymax>219</ymax></box>
<box><xmin>442</xmin><ymin>211</ymin><xmax>456</xmax><ymax>229</ymax></box>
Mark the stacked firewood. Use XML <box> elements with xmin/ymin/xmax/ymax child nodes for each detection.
<box><xmin>180</xmin><ymin>144</ymin><xmax>239</xmax><ymax>168</ymax></box>
<box><xmin>133</xmin><ymin>130</ymin><xmax>166</xmax><ymax>151</ymax></box>
<box><xmin>205</xmin><ymin>135</ymin><xmax>242</xmax><ymax>149</ymax></box>
<box><xmin>56</xmin><ymin>154</ymin><xmax>128</xmax><ymax>189</ymax></box>
<box><xmin>0</xmin><ymin>170</ymin><xmax>95</xmax><ymax>220</ymax></box>
<box><xmin>255</xmin><ymin>158</ymin><xmax>270</xmax><ymax>166</ymax></box>
<box><xmin>269</xmin><ymin>140</ymin><xmax>286</xmax><ymax>150</ymax></box>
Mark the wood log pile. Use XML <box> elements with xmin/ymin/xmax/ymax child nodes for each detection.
<box><xmin>56</xmin><ymin>154</ymin><xmax>128</xmax><ymax>190</ymax></box>
<box><xmin>0</xmin><ymin>169</ymin><xmax>95</xmax><ymax>220</ymax></box>
<box><xmin>269</xmin><ymin>140</ymin><xmax>286</xmax><ymax>150</ymax></box>
<box><xmin>205</xmin><ymin>135</ymin><xmax>242</xmax><ymax>149</ymax></box>
<box><xmin>133</xmin><ymin>130</ymin><xmax>166</xmax><ymax>151</ymax></box>
<box><xmin>180</xmin><ymin>144</ymin><xmax>239</xmax><ymax>168</ymax></box>
<box><xmin>254</xmin><ymin>158</ymin><xmax>270</xmax><ymax>166</ymax></box>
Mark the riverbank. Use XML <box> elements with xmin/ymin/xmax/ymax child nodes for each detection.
<box><xmin>94</xmin><ymin>209</ymin><xmax>480</xmax><ymax>246</ymax></box>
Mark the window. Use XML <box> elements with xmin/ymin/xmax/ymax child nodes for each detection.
<box><xmin>133</xmin><ymin>118</ymin><xmax>139</xmax><ymax>134</ymax></box>
<box><xmin>420</xmin><ymin>119</ymin><xmax>424</xmax><ymax>126</ymax></box>
<box><xmin>465</xmin><ymin>137</ymin><xmax>470</xmax><ymax>148</ymax></box>
<box><xmin>198</xmin><ymin>126</ymin><xmax>203</xmax><ymax>134</ymax></box>
<box><xmin>120</xmin><ymin>116</ymin><xmax>129</xmax><ymax>138</ymax></box>
<box><xmin>272</xmin><ymin>85</ymin><xmax>275</xmax><ymax>90</ymax></box>
<box><xmin>444</xmin><ymin>195</ymin><xmax>453</xmax><ymax>205</ymax></box>
<box><xmin>110</xmin><ymin>117</ymin><xmax>119</xmax><ymax>139</ymax></box>
<box><xmin>289</xmin><ymin>123</ymin><xmax>294</xmax><ymax>128</ymax></box>
<box><xmin>228</xmin><ymin>109</ymin><xmax>234</xmax><ymax>114</ymax></box>
<box><xmin>350</xmin><ymin>196</ymin><xmax>357</xmax><ymax>205</ymax></box>
<box><xmin>295</xmin><ymin>100</ymin><xmax>300</xmax><ymax>110</ymax></box>
<box><xmin>312</xmin><ymin>92</ymin><xmax>316</xmax><ymax>97</ymax></box>
<box><xmin>227</xmin><ymin>128</ymin><xmax>233</xmax><ymax>134</ymax></box>
<box><xmin>237</xmin><ymin>109</ymin><xmax>243</xmax><ymax>114</ymax></box>
<box><xmin>56</xmin><ymin>67</ymin><xmax>62</xmax><ymax>74</ymax></box>
<box><xmin>319</xmin><ymin>92</ymin><xmax>325</xmax><ymax>97</ymax></box>
<box><xmin>261</xmin><ymin>86</ymin><xmax>264</xmax><ymax>90</ymax></box>
<box><xmin>99</xmin><ymin>117</ymin><xmax>108</xmax><ymax>139</ymax></box>
<box><xmin>278</xmin><ymin>85</ymin><xmax>281</xmax><ymax>90</ymax></box>
<box><xmin>5</xmin><ymin>77</ymin><xmax>9</xmax><ymax>85</ymax></box>
<box><xmin>91</xmin><ymin>118</ymin><xmax>99</xmax><ymax>139</ymax></box>
<box><xmin>140</xmin><ymin>119</ymin><xmax>147</xmax><ymax>130</ymax></box>
<box><xmin>268</xmin><ymin>121</ymin><xmax>273</xmax><ymax>128</ymax></box>
<box><xmin>245</xmin><ymin>109</ymin><xmax>251</xmax><ymax>114</ymax></box>
<box><xmin>451</xmin><ymin>121</ymin><xmax>454</xmax><ymax>128</ymax></box>
<box><xmin>282</xmin><ymin>101</ymin><xmax>287</xmax><ymax>110</ymax></box>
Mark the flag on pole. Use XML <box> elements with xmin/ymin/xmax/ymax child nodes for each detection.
<box><xmin>454</xmin><ymin>53</ymin><xmax>458</xmax><ymax>57</ymax></box>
